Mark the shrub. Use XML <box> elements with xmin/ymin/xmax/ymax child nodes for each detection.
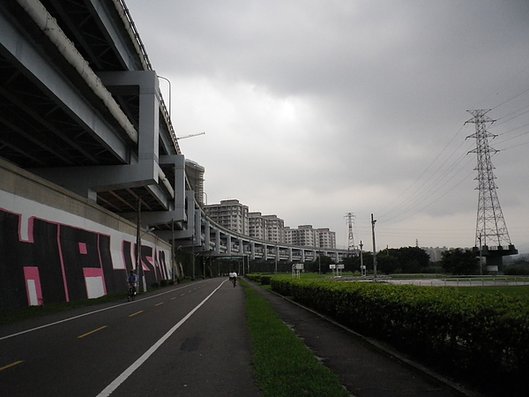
<box><xmin>504</xmin><ymin>263</ymin><xmax>529</xmax><ymax>275</ymax></box>
<box><xmin>270</xmin><ymin>276</ymin><xmax>529</xmax><ymax>391</ymax></box>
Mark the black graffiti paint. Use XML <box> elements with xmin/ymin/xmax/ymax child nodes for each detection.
<box><xmin>0</xmin><ymin>209</ymin><xmax>169</xmax><ymax>309</ymax></box>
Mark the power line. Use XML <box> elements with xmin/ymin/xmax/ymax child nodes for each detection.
<box><xmin>492</xmin><ymin>84</ymin><xmax>529</xmax><ymax>111</ymax></box>
<box><xmin>379</xmin><ymin>141</ymin><xmax>473</xmax><ymax>224</ymax></box>
<box><xmin>377</xmin><ymin>124</ymin><xmax>469</xmax><ymax>220</ymax></box>
<box><xmin>494</xmin><ymin>105</ymin><xmax>529</xmax><ymax>127</ymax></box>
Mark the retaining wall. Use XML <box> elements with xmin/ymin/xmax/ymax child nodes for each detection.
<box><xmin>0</xmin><ymin>159</ymin><xmax>172</xmax><ymax>309</ymax></box>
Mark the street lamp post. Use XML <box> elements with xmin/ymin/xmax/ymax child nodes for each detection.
<box><xmin>359</xmin><ymin>240</ymin><xmax>364</xmax><ymax>276</ymax></box>
<box><xmin>136</xmin><ymin>199</ymin><xmax>143</xmax><ymax>291</ymax></box>
<box><xmin>157</xmin><ymin>75</ymin><xmax>171</xmax><ymax>117</ymax></box>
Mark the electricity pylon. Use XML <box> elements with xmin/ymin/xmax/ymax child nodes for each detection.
<box><xmin>345</xmin><ymin>212</ymin><xmax>356</xmax><ymax>254</ymax></box>
<box><xmin>465</xmin><ymin>109</ymin><xmax>517</xmax><ymax>270</ymax></box>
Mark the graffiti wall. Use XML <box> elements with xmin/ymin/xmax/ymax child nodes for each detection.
<box><xmin>0</xmin><ymin>189</ymin><xmax>172</xmax><ymax>310</ymax></box>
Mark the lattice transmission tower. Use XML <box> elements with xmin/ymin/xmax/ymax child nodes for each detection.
<box><xmin>465</xmin><ymin>109</ymin><xmax>517</xmax><ymax>270</ymax></box>
<box><xmin>345</xmin><ymin>212</ymin><xmax>356</xmax><ymax>254</ymax></box>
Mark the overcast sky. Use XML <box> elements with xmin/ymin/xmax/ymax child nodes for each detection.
<box><xmin>126</xmin><ymin>0</ymin><xmax>529</xmax><ymax>252</ymax></box>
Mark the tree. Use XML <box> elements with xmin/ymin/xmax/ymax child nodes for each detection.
<box><xmin>308</xmin><ymin>255</ymin><xmax>334</xmax><ymax>273</ymax></box>
<box><xmin>396</xmin><ymin>247</ymin><xmax>430</xmax><ymax>273</ymax></box>
<box><xmin>441</xmin><ymin>248</ymin><xmax>479</xmax><ymax>275</ymax></box>
<box><xmin>377</xmin><ymin>254</ymin><xmax>400</xmax><ymax>274</ymax></box>
<box><xmin>342</xmin><ymin>252</ymin><xmax>373</xmax><ymax>273</ymax></box>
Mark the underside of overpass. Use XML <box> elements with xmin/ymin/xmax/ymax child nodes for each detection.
<box><xmin>0</xmin><ymin>0</ymin><xmax>349</xmax><ymax>264</ymax></box>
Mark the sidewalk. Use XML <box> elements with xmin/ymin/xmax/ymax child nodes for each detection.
<box><xmin>248</xmin><ymin>281</ymin><xmax>480</xmax><ymax>397</ymax></box>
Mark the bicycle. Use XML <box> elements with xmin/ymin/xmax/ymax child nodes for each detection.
<box><xmin>127</xmin><ymin>284</ymin><xmax>136</xmax><ymax>301</ymax></box>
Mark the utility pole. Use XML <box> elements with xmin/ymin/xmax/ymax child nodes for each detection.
<box><xmin>371</xmin><ymin>214</ymin><xmax>377</xmax><ymax>281</ymax></box>
<box><xmin>478</xmin><ymin>233</ymin><xmax>483</xmax><ymax>276</ymax></box>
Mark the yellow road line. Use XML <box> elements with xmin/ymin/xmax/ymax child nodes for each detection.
<box><xmin>154</xmin><ymin>302</ymin><xmax>164</xmax><ymax>307</ymax></box>
<box><xmin>0</xmin><ymin>360</ymin><xmax>24</xmax><ymax>372</ymax></box>
<box><xmin>77</xmin><ymin>325</ymin><xmax>108</xmax><ymax>339</ymax></box>
<box><xmin>128</xmin><ymin>310</ymin><xmax>144</xmax><ymax>317</ymax></box>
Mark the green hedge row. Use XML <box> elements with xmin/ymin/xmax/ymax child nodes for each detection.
<box><xmin>270</xmin><ymin>277</ymin><xmax>529</xmax><ymax>386</ymax></box>
<box><xmin>246</xmin><ymin>273</ymin><xmax>272</xmax><ymax>285</ymax></box>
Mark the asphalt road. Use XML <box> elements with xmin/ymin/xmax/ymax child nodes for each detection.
<box><xmin>0</xmin><ymin>278</ymin><xmax>261</xmax><ymax>397</ymax></box>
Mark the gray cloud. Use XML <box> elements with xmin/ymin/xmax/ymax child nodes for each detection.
<box><xmin>127</xmin><ymin>0</ymin><xmax>529</xmax><ymax>251</ymax></box>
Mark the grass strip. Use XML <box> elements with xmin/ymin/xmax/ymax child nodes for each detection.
<box><xmin>243</xmin><ymin>281</ymin><xmax>349</xmax><ymax>397</ymax></box>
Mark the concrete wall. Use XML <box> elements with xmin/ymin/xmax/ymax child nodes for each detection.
<box><xmin>0</xmin><ymin>159</ymin><xmax>172</xmax><ymax>309</ymax></box>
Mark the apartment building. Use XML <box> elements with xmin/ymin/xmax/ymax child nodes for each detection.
<box><xmin>283</xmin><ymin>226</ymin><xmax>293</xmax><ymax>245</ymax></box>
<box><xmin>185</xmin><ymin>160</ymin><xmax>205</xmax><ymax>206</ymax></box>
<box><xmin>206</xmin><ymin>199</ymin><xmax>336</xmax><ymax>248</ymax></box>
<box><xmin>263</xmin><ymin>215</ymin><xmax>284</xmax><ymax>243</ymax></box>
<box><xmin>249</xmin><ymin>212</ymin><xmax>266</xmax><ymax>240</ymax></box>
<box><xmin>315</xmin><ymin>228</ymin><xmax>336</xmax><ymax>249</ymax></box>
<box><xmin>249</xmin><ymin>213</ymin><xmax>285</xmax><ymax>243</ymax></box>
<box><xmin>204</xmin><ymin>199</ymin><xmax>249</xmax><ymax>235</ymax></box>
<box><xmin>293</xmin><ymin>225</ymin><xmax>316</xmax><ymax>247</ymax></box>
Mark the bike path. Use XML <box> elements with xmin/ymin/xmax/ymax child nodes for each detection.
<box><xmin>248</xmin><ymin>281</ymin><xmax>481</xmax><ymax>397</ymax></box>
<box><xmin>107</xmin><ymin>279</ymin><xmax>262</xmax><ymax>397</ymax></box>
<box><xmin>0</xmin><ymin>279</ymin><xmax>262</xmax><ymax>397</ymax></box>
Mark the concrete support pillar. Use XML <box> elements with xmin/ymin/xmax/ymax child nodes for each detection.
<box><xmin>263</xmin><ymin>244</ymin><xmax>268</xmax><ymax>261</ymax></box>
<box><xmin>227</xmin><ymin>235</ymin><xmax>232</xmax><ymax>255</ymax></box>
<box><xmin>215</xmin><ymin>230</ymin><xmax>221</xmax><ymax>254</ymax></box>
<box><xmin>288</xmin><ymin>248</ymin><xmax>293</xmax><ymax>262</ymax></box>
<box><xmin>250</xmin><ymin>242</ymin><xmax>255</xmax><ymax>260</ymax></box>
<box><xmin>301</xmin><ymin>250</ymin><xmax>305</xmax><ymax>262</ymax></box>
<box><xmin>204</xmin><ymin>221</ymin><xmax>210</xmax><ymax>250</ymax></box>
<box><xmin>194</xmin><ymin>207</ymin><xmax>201</xmax><ymax>247</ymax></box>
<box><xmin>239</xmin><ymin>239</ymin><xmax>244</xmax><ymax>255</ymax></box>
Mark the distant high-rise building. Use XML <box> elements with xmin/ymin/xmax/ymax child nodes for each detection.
<box><xmin>204</xmin><ymin>199</ymin><xmax>249</xmax><ymax>235</ymax></box>
<box><xmin>249</xmin><ymin>212</ymin><xmax>266</xmax><ymax>240</ymax></box>
<box><xmin>205</xmin><ymin>199</ymin><xmax>336</xmax><ymax>248</ymax></box>
<box><xmin>293</xmin><ymin>225</ymin><xmax>316</xmax><ymax>247</ymax></box>
<box><xmin>185</xmin><ymin>160</ymin><xmax>205</xmax><ymax>206</ymax></box>
<box><xmin>315</xmin><ymin>228</ymin><xmax>336</xmax><ymax>249</ymax></box>
<box><xmin>283</xmin><ymin>226</ymin><xmax>293</xmax><ymax>245</ymax></box>
<box><xmin>263</xmin><ymin>215</ymin><xmax>284</xmax><ymax>243</ymax></box>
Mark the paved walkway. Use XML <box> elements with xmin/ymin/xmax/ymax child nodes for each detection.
<box><xmin>248</xmin><ymin>281</ymin><xmax>481</xmax><ymax>397</ymax></box>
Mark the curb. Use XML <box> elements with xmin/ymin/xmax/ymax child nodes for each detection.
<box><xmin>249</xmin><ymin>280</ymin><xmax>483</xmax><ymax>397</ymax></box>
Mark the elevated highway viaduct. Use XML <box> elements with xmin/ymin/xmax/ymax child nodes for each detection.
<box><xmin>0</xmin><ymin>0</ymin><xmax>348</xmax><ymax>309</ymax></box>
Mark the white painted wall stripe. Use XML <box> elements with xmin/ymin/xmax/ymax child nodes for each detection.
<box><xmin>96</xmin><ymin>279</ymin><xmax>227</xmax><ymax>397</ymax></box>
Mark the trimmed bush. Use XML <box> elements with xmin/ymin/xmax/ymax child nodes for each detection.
<box><xmin>246</xmin><ymin>273</ymin><xmax>272</xmax><ymax>285</ymax></box>
<box><xmin>270</xmin><ymin>277</ymin><xmax>529</xmax><ymax>391</ymax></box>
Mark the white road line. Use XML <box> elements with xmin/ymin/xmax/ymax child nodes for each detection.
<box><xmin>0</xmin><ymin>281</ymin><xmax>209</xmax><ymax>341</ymax></box>
<box><xmin>96</xmin><ymin>280</ymin><xmax>227</xmax><ymax>397</ymax></box>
